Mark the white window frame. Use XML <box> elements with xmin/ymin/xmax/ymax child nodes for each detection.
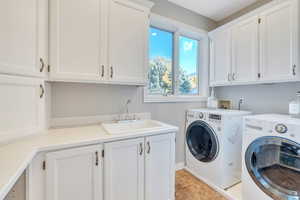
<box><xmin>144</xmin><ymin>14</ymin><xmax>209</xmax><ymax>103</ymax></box>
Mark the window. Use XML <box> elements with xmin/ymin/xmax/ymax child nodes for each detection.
<box><xmin>179</xmin><ymin>36</ymin><xmax>199</xmax><ymax>95</ymax></box>
<box><xmin>148</xmin><ymin>27</ymin><xmax>174</xmax><ymax>95</ymax></box>
<box><xmin>145</xmin><ymin>15</ymin><xmax>209</xmax><ymax>103</ymax></box>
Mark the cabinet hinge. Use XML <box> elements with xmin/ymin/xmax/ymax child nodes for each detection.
<box><xmin>102</xmin><ymin>150</ymin><xmax>104</xmax><ymax>158</ymax></box>
<box><xmin>258</xmin><ymin>18</ymin><xmax>262</xmax><ymax>24</ymax></box>
<box><xmin>42</xmin><ymin>161</ymin><xmax>46</xmax><ymax>170</ymax></box>
<box><xmin>47</xmin><ymin>65</ymin><xmax>50</xmax><ymax>73</ymax></box>
<box><xmin>258</xmin><ymin>73</ymin><xmax>261</xmax><ymax>79</ymax></box>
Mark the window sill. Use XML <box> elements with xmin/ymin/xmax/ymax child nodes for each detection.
<box><xmin>144</xmin><ymin>95</ymin><xmax>208</xmax><ymax>103</ymax></box>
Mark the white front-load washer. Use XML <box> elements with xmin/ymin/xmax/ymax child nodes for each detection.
<box><xmin>185</xmin><ymin>109</ymin><xmax>251</xmax><ymax>190</ymax></box>
<box><xmin>242</xmin><ymin>114</ymin><xmax>300</xmax><ymax>200</ymax></box>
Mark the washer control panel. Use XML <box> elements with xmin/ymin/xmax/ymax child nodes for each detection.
<box><xmin>198</xmin><ymin>112</ymin><xmax>204</xmax><ymax>119</ymax></box>
<box><xmin>209</xmin><ymin>114</ymin><xmax>222</xmax><ymax>121</ymax></box>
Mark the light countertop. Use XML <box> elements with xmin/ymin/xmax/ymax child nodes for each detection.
<box><xmin>0</xmin><ymin>121</ymin><xmax>178</xmax><ymax>200</ymax></box>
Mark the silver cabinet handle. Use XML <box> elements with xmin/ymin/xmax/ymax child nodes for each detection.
<box><xmin>232</xmin><ymin>73</ymin><xmax>236</xmax><ymax>81</ymax></box>
<box><xmin>95</xmin><ymin>151</ymin><xmax>99</xmax><ymax>166</ymax></box>
<box><xmin>147</xmin><ymin>141</ymin><xmax>151</xmax><ymax>154</ymax></box>
<box><xmin>139</xmin><ymin>143</ymin><xmax>143</xmax><ymax>155</ymax></box>
<box><xmin>101</xmin><ymin>65</ymin><xmax>105</xmax><ymax>77</ymax></box>
<box><xmin>293</xmin><ymin>65</ymin><xmax>297</xmax><ymax>76</ymax></box>
<box><xmin>40</xmin><ymin>85</ymin><xmax>45</xmax><ymax>99</ymax></box>
<box><xmin>40</xmin><ymin>58</ymin><xmax>45</xmax><ymax>73</ymax></box>
<box><xmin>110</xmin><ymin>66</ymin><xmax>113</xmax><ymax>78</ymax></box>
<box><xmin>228</xmin><ymin>73</ymin><xmax>231</xmax><ymax>81</ymax></box>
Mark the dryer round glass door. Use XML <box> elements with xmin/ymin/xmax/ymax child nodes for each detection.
<box><xmin>186</xmin><ymin>121</ymin><xmax>219</xmax><ymax>163</ymax></box>
<box><xmin>245</xmin><ymin>136</ymin><xmax>300</xmax><ymax>200</ymax></box>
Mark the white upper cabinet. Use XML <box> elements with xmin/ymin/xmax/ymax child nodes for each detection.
<box><xmin>108</xmin><ymin>0</ymin><xmax>149</xmax><ymax>84</ymax></box>
<box><xmin>209</xmin><ymin>29</ymin><xmax>232</xmax><ymax>85</ymax></box>
<box><xmin>232</xmin><ymin>16</ymin><xmax>259</xmax><ymax>83</ymax></box>
<box><xmin>0</xmin><ymin>0</ymin><xmax>48</xmax><ymax>78</ymax></box>
<box><xmin>0</xmin><ymin>75</ymin><xmax>45</xmax><ymax>143</ymax></box>
<box><xmin>104</xmin><ymin>138</ymin><xmax>144</xmax><ymax>200</ymax></box>
<box><xmin>259</xmin><ymin>0</ymin><xmax>298</xmax><ymax>81</ymax></box>
<box><xmin>209</xmin><ymin>0</ymin><xmax>299</xmax><ymax>86</ymax></box>
<box><xmin>50</xmin><ymin>0</ymin><xmax>153</xmax><ymax>85</ymax></box>
<box><xmin>46</xmin><ymin>145</ymin><xmax>103</xmax><ymax>200</ymax></box>
<box><xmin>50</xmin><ymin>0</ymin><xmax>105</xmax><ymax>81</ymax></box>
<box><xmin>145</xmin><ymin>134</ymin><xmax>175</xmax><ymax>200</ymax></box>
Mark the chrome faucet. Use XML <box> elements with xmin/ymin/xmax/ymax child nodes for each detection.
<box><xmin>125</xmin><ymin>99</ymin><xmax>131</xmax><ymax>119</ymax></box>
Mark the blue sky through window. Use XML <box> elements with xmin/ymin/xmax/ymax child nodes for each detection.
<box><xmin>179</xmin><ymin>36</ymin><xmax>198</xmax><ymax>75</ymax></box>
<box><xmin>149</xmin><ymin>27</ymin><xmax>199</xmax><ymax>75</ymax></box>
<box><xmin>149</xmin><ymin>27</ymin><xmax>173</xmax><ymax>60</ymax></box>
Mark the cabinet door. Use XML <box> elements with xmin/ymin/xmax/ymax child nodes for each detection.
<box><xmin>50</xmin><ymin>0</ymin><xmax>105</xmax><ymax>81</ymax></box>
<box><xmin>232</xmin><ymin>16</ymin><xmax>259</xmax><ymax>83</ymax></box>
<box><xmin>145</xmin><ymin>133</ymin><xmax>176</xmax><ymax>200</ymax></box>
<box><xmin>27</xmin><ymin>153</ymin><xmax>46</xmax><ymax>200</ymax></box>
<box><xmin>108</xmin><ymin>0</ymin><xmax>149</xmax><ymax>84</ymax></box>
<box><xmin>210</xmin><ymin>29</ymin><xmax>232</xmax><ymax>86</ymax></box>
<box><xmin>259</xmin><ymin>0</ymin><xmax>298</xmax><ymax>81</ymax></box>
<box><xmin>46</xmin><ymin>145</ymin><xmax>103</xmax><ymax>200</ymax></box>
<box><xmin>104</xmin><ymin>138</ymin><xmax>144</xmax><ymax>200</ymax></box>
<box><xmin>0</xmin><ymin>0</ymin><xmax>48</xmax><ymax>77</ymax></box>
<box><xmin>0</xmin><ymin>75</ymin><xmax>45</xmax><ymax>143</ymax></box>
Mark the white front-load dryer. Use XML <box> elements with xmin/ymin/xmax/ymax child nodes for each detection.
<box><xmin>185</xmin><ymin>109</ymin><xmax>251</xmax><ymax>190</ymax></box>
<box><xmin>242</xmin><ymin>115</ymin><xmax>300</xmax><ymax>200</ymax></box>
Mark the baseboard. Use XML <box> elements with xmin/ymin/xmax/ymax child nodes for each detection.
<box><xmin>175</xmin><ymin>162</ymin><xmax>185</xmax><ymax>171</ymax></box>
<box><xmin>184</xmin><ymin>167</ymin><xmax>236</xmax><ymax>200</ymax></box>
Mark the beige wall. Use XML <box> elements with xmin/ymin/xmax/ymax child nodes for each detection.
<box><xmin>217</xmin><ymin>0</ymin><xmax>273</xmax><ymax>26</ymax></box>
<box><xmin>150</xmin><ymin>0</ymin><xmax>217</xmax><ymax>31</ymax></box>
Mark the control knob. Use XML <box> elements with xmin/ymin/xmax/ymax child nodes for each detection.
<box><xmin>275</xmin><ymin>124</ymin><xmax>288</xmax><ymax>134</ymax></box>
<box><xmin>198</xmin><ymin>112</ymin><xmax>204</xmax><ymax>119</ymax></box>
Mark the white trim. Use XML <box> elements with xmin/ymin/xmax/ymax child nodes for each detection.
<box><xmin>175</xmin><ymin>162</ymin><xmax>185</xmax><ymax>171</ymax></box>
<box><xmin>50</xmin><ymin>112</ymin><xmax>151</xmax><ymax>128</ymax></box>
<box><xmin>145</xmin><ymin>14</ymin><xmax>209</xmax><ymax>103</ymax></box>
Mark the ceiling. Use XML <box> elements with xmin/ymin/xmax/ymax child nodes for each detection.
<box><xmin>168</xmin><ymin>0</ymin><xmax>259</xmax><ymax>21</ymax></box>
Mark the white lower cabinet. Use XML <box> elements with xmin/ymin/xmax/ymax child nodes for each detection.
<box><xmin>28</xmin><ymin>133</ymin><xmax>175</xmax><ymax>200</ymax></box>
<box><xmin>104</xmin><ymin>133</ymin><xmax>176</xmax><ymax>200</ymax></box>
<box><xmin>104</xmin><ymin>138</ymin><xmax>145</xmax><ymax>200</ymax></box>
<box><xmin>46</xmin><ymin>145</ymin><xmax>103</xmax><ymax>200</ymax></box>
<box><xmin>145</xmin><ymin>134</ymin><xmax>175</xmax><ymax>200</ymax></box>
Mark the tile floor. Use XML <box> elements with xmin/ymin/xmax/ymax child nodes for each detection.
<box><xmin>175</xmin><ymin>170</ymin><xmax>228</xmax><ymax>200</ymax></box>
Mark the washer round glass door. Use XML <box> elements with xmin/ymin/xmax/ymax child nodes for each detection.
<box><xmin>245</xmin><ymin>136</ymin><xmax>300</xmax><ymax>200</ymax></box>
<box><xmin>186</xmin><ymin>121</ymin><xmax>219</xmax><ymax>163</ymax></box>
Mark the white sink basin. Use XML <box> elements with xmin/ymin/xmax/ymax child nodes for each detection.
<box><xmin>102</xmin><ymin>120</ymin><xmax>164</xmax><ymax>135</ymax></box>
